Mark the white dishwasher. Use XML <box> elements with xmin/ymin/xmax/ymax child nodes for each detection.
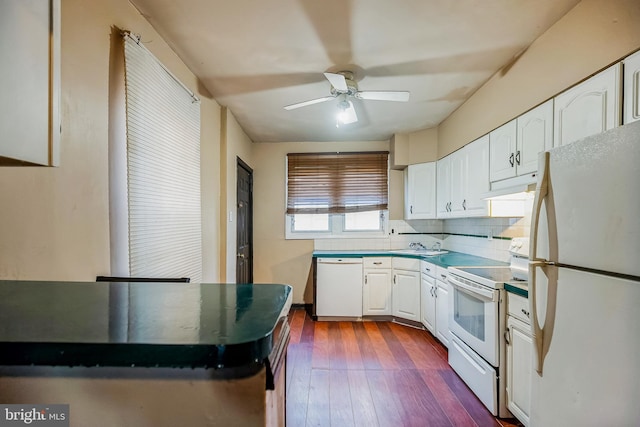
<box><xmin>316</xmin><ymin>257</ymin><xmax>363</xmax><ymax>317</ymax></box>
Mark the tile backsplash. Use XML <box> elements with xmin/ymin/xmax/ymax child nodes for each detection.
<box><xmin>314</xmin><ymin>199</ymin><xmax>533</xmax><ymax>262</ymax></box>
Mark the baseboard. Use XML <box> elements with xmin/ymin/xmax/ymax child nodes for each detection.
<box><xmin>291</xmin><ymin>303</ymin><xmax>314</xmax><ymax>318</ymax></box>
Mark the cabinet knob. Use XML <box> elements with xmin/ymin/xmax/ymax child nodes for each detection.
<box><xmin>521</xmin><ymin>308</ymin><xmax>530</xmax><ymax>318</ymax></box>
<box><xmin>504</xmin><ymin>329</ymin><xmax>511</xmax><ymax>345</ymax></box>
<box><xmin>509</xmin><ymin>152</ymin><xmax>515</xmax><ymax>167</ymax></box>
<box><xmin>410</xmin><ymin>205</ymin><xmax>413</xmax><ymax>214</ymax></box>
<box><xmin>515</xmin><ymin>150</ymin><xmax>521</xmax><ymax>165</ymax></box>
<box><xmin>462</xmin><ymin>199</ymin><xmax>466</xmax><ymax>210</ymax></box>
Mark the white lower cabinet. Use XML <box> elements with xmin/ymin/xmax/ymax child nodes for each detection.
<box><xmin>506</xmin><ymin>292</ymin><xmax>532</xmax><ymax>426</ymax></box>
<box><xmin>420</xmin><ymin>265</ymin><xmax>436</xmax><ymax>334</ymax></box>
<box><xmin>363</xmin><ymin>258</ymin><xmax>392</xmax><ymax>316</ymax></box>
<box><xmin>421</xmin><ymin>263</ymin><xmax>449</xmax><ymax>347</ymax></box>
<box><xmin>392</xmin><ymin>258</ymin><xmax>421</xmax><ymax>322</ymax></box>
<box><xmin>435</xmin><ymin>278</ymin><xmax>450</xmax><ymax>348</ymax></box>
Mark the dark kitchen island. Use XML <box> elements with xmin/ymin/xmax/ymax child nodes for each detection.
<box><xmin>0</xmin><ymin>280</ymin><xmax>292</xmax><ymax>427</ymax></box>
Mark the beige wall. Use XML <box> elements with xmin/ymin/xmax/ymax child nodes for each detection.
<box><xmin>408</xmin><ymin>128</ymin><xmax>438</xmax><ymax>163</ymax></box>
<box><xmin>438</xmin><ymin>0</ymin><xmax>640</xmax><ymax>157</ymax></box>
<box><xmin>253</xmin><ymin>140</ymin><xmax>390</xmax><ymax>303</ymax></box>
<box><xmin>390</xmin><ymin>127</ymin><xmax>438</xmax><ymax>168</ymax></box>
<box><xmin>0</xmin><ymin>0</ymin><xmax>221</xmax><ymax>281</ymax></box>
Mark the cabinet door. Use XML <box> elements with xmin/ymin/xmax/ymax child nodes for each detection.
<box><xmin>421</xmin><ymin>275</ymin><xmax>436</xmax><ymax>334</ymax></box>
<box><xmin>554</xmin><ymin>63</ymin><xmax>621</xmax><ymax>147</ymax></box>
<box><xmin>624</xmin><ymin>50</ymin><xmax>640</xmax><ymax>124</ymax></box>
<box><xmin>0</xmin><ymin>0</ymin><xmax>60</xmax><ymax>166</ymax></box>
<box><xmin>489</xmin><ymin>120</ymin><xmax>517</xmax><ymax>182</ymax></box>
<box><xmin>363</xmin><ymin>269</ymin><xmax>392</xmax><ymax>315</ymax></box>
<box><xmin>463</xmin><ymin>135</ymin><xmax>490</xmax><ymax>217</ymax></box>
<box><xmin>517</xmin><ymin>100</ymin><xmax>554</xmax><ymax>175</ymax></box>
<box><xmin>392</xmin><ymin>269</ymin><xmax>420</xmax><ymax>322</ymax></box>
<box><xmin>449</xmin><ymin>149</ymin><xmax>466</xmax><ymax>216</ymax></box>
<box><xmin>435</xmin><ymin>280</ymin><xmax>450</xmax><ymax>347</ymax></box>
<box><xmin>506</xmin><ymin>315</ymin><xmax>532</xmax><ymax>426</ymax></box>
<box><xmin>405</xmin><ymin>162</ymin><xmax>436</xmax><ymax>219</ymax></box>
<box><xmin>436</xmin><ymin>156</ymin><xmax>451</xmax><ymax>218</ymax></box>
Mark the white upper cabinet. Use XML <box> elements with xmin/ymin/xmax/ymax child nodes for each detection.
<box><xmin>490</xmin><ymin>100</ymin><xmax>554</xmax><ymax>182</ymax></box>
<box><xmin>404</xmin><ymin>162</ymin><xmax>437</xmax><ymax>219</ymax></box>
<box><xmin>516</xmin><ymin>100</ymin><xmax>554</xmax><ymax>175</ymax></box>
<box><xmin>489</xmin><ymin>119</ymin><xmax>517</xmax><ymax>182</ymax></box>
<box><xmin>449</xmin><ymin>148</ymin><xmax>466</xmax><ymax>216</ymax></box>
<box><xmin>437</xmin><ymin>136</ymin><xmax>490</xmax><ymax>218</ymax></box>
<box><xmin>0</xmin><ymin>0</ymin><xmax>60</xmax><ymax>166</ymax></box>
<box><xmin>458</xmin><ymin>135</ymin><xmax>490</xmax><ymax>217</ymax></box>
<box><xmin>436</xmin><ymin>156</ymin><xmax>451</xmax><ymax>218</ymax></box>
<box><xmin>623</xmin><ymin>50</ymin><xmax>640</xmax><ymax>124</ymax></box>
<box><xmin>554</xmin><ymin>63</ymin><xmax>621</xmax><ymax>147</ymax></box>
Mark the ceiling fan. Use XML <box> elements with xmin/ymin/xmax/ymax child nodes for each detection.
<box><xmin>283</xmin><ymin>71</ymin><xmax>410</xmax><ymax>125</ymax></box>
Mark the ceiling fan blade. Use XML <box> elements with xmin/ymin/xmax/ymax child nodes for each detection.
<box><xmin>356</xmin><ymin>91</ymin><xmax>410</xmax><ymax>102</ymax></box>
<box><xmin>323</xmin><ymin>72</ymin><xmax>349</xmax><ymax>92</ymax></box>
<box><xmin>284</xmin><ymin>95</ymin><xmax>336</xmax><ymax>110</ymax></box>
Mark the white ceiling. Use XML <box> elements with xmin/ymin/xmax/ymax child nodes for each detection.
<box><xmin>129</xmin><ymin>0</ymin><xmax>580</xmax><ymax>142</ymax></box>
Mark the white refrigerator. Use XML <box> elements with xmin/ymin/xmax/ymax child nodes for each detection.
<box><xmin>528</xmin><ymin>120</ymin><xmax>640</xmax><ymax>426</ymax></box>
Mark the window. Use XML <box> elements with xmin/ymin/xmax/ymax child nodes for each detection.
<box><xmin>286</xmin><ymin>152</ymin><xmax>388</xmax><ymax>238</ymax></box>
<box><xmin>110</xmin><ymin>32</ymin><xmax>202</xmax><ymax>282</ymax></box>
<box><xmin>344</xmin><ymin>210</ymin><xmax>382</xmax><ymax>231</ymax></box>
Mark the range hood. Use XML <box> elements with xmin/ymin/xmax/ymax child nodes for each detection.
<box><xmin>482</xmin><ymin>172</ymin><xmax>538</xmax><ymax>200</ymax></box>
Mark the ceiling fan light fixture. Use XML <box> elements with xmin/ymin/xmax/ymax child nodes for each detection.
<box><xmin>336</xmin><ymin>99</ymin><xmax>357</xmax><ymax>126</ymax></box>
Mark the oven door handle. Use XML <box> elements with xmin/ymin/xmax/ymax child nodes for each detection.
<box><xmin>448</xmin><ymin>276</ymin><xmax>497</xmax><ymax>301</ymax></box>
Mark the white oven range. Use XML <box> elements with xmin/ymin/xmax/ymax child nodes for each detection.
<box><xmin>447</xmin><ymin>265</ymin><xmax>524</xmax><ymax>418</ymax></box>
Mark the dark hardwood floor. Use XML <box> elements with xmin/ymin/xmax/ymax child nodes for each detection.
<box><xmin>286</xmin><ymin>308</ymin><xmax>522</xmax><ymax>427</ymax></box>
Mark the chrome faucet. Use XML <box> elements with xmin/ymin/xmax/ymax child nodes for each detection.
<box><xmin>431</xmin><ymin>242</ymin><xmax>441</xmax><ymax>251</ymax></box>
<box><xmin>409</xmin><ymin>242</ymin><xmax>427</xmax><ymax>250</ymax></box>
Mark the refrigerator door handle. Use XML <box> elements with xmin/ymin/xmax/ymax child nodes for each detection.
<box><xmin>530</xmin><ymin>261</ymin><xmax>545</xmax><ymax>374</ymax></box>
<box><xmin>530</xmin><ymin>151</ymin><xmax>550</xmax><ymax>261</ymax></box>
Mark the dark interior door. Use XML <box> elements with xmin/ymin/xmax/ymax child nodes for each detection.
<box><xmin>236</xmin><ymin>158</ymin><xmax>253</xmax><ymax>283</ymax></box>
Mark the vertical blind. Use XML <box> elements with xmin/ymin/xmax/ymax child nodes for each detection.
<box><xmin>123</xmin><ymin>33</ymin><xmax>202</xmax><ymax>283</ymax></box>
<box><xmin>287</xmin><ymin>151</ymin><xmax>389</xmax><ymax>214</ymax></box>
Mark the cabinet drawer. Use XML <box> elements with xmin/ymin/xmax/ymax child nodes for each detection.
<box><xmin>436</xmin><ymin>266</ymin><xmax>449</xmax><ymax>283</ymax></box>
<box><xmin>508</xmin><ymin>292</ymin><xmax>531</xmax><ymax>324</ymax></box>
<box><xmin>363</xmin><ymin>257</ymin><xmax>391</xmax><ymax>269</ymax></box>
<box><xmin>421</xmin><ymin>261</ymin><xmax>436</xmax><ymax>277</ymax></box>
<box><xmin>392</xmin><ymin>257</ymin><xmax>420</xmax><ymax>271</ymax></box>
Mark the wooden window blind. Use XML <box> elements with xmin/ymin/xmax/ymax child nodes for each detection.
<box><xmin>123</xmin><ymin>33</ymin><xmax>202</xmax><ymax>283</ymax></box>
<box><xmin>287</xmin><ymin>151</ymin><xmax>389</xmax><ymax>214</ymax></box>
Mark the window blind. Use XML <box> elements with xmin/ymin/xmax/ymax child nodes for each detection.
<box><xmin>287</xmin><ymin>151</ymin><xmax>389</xmax><ymax>214</ymax></box>
<box><xmin>123</xmin><ymin>33</ymin><xmax>202</xmax><ymax>283</ymax></box>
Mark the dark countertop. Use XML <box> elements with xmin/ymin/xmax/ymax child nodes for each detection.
<box><xmin>313</xmin><ymin>250</ymin><xmax>508</xmax><ymax>268</ymax></box>
<box><xmin>504</xmin><ymin>282</ymin><xmax>529</xmax><ymax>298</ymax></box>
<box><xmin>0</xmin><ymin>281</ymin><xmax>292</xmax><ymax>370</ymax></box>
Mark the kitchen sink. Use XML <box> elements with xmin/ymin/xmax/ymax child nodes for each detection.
<box><xmin>390</xmin><ymin>249</ymin><xmax>448</xmax><ymax>256</ymax></box>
